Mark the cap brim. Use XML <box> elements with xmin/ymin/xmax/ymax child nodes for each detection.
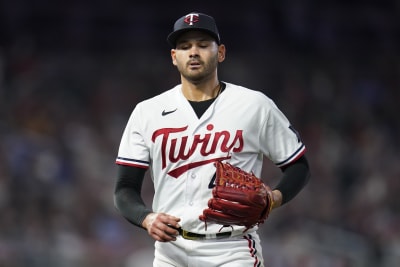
<box><xmin>167</xmin><ymin>28</ymin><xmax>220</xmax><ymax>47</ymax></box>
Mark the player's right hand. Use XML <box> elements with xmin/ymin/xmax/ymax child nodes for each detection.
<box><xmin>142</xmin><ymin>213</ymin><xmax>181</xmax><ymax>242</ymax></box>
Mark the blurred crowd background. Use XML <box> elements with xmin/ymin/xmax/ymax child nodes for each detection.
<box><xmin>0</xmin><ymin>0</ymin><xmax>399</xmax><ymax>266</ymax></box>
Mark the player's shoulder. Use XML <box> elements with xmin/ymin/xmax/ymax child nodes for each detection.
<box><xmin>223</xmin><ymin>82</ymin><xmax>275</xmax><ymax>104</ymax></box>
<box><xmin>224</xmin><ymin>82</ymin><xmax>268</xmax><ymax>96</ymax></box>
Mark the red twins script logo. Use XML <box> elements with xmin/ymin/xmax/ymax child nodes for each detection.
<box><xmin>152</xmin><ymin>124</ymin><xmax>243</xmax><ymax>178</ymax></box>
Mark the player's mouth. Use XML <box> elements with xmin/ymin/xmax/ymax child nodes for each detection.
<box><xmin>188</xmin><ymin>60</ymin><xmax>202</xmax><ymax>68</ymax></box>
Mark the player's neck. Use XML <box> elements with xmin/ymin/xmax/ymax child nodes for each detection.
<box><xmin>181</xmin><ymin>80</ymin><xmax>221</xmax><ymax>102</ymax></box>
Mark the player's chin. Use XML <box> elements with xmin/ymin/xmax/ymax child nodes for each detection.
<box><xmin>185</xmin><ymin>72</ymin><xmax>205</xmax><ymax>82</ymax></box>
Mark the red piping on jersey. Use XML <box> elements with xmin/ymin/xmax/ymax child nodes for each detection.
<box><xmin>116</xmin><ymin>161</ymin><xmax>149</xmax><ymax>169</ymax></box>
<box><xmin>244</xmin><ymin>234</ymin><xmax>261</xmax><ymax>267</ymax></box>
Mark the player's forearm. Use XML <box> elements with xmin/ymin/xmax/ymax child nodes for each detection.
<box><xmin>114</xmin><ymin>165</ymin><xmax>152</xmax><ymax>228</ymax></box>
<box><xmin>114</xmin><ymin>188</ymin><xmax>152</xmax><ymax>228</ymax></box>
<box><xmin>274</xmin><ymin>155</ymin><xmax>310</xmax><ymax>205</ymax></box>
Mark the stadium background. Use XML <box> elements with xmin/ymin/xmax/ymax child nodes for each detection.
<box><xmin>0</xmin><ymin>0</ymin><xmax>399</xmax><ymax>266</ymax></box>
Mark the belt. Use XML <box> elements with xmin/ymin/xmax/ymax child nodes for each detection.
<box><xmin>177</xmin><ymin>228</ymin><xmax>239</xmax><ymax>240</ymax></box>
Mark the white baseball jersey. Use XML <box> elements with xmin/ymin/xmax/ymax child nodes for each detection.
<box><xmin>116</xmin><ymin>82</ymin><xmax>306</xmax><ymax>234</ymax></box>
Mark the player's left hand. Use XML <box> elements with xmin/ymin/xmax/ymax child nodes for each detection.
<box><xmin>142</xmin><ymin>212</ymin><xmax>181</xmax><ymax>242</ymax></box>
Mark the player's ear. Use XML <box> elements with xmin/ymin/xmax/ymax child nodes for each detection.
<box><xmin>171</xmin><ymin>49</ymin><xmax>178</xmax><ymax>66</ymax></box>
<box><xmin>217</xmin><ymin>44</ymin><xmax>226</xmax><ymax>63</ymax></box>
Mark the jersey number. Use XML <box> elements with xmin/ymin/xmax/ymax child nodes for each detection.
<box><xmin>208</xmin><ymin>173</ymin><xmax>216</xmax><ymax>189</ymax></box>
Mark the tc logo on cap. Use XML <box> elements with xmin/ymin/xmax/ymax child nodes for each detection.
<box><xmin>183</xmin><ymin>13</ymin><xmax>199</xmax><ymax>26</ymax></box>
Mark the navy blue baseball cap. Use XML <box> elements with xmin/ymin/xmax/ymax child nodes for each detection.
<box><xmin>167</xmin><ymin>12</ymin><xmax>221</xmax><ymax>47</ymax></box>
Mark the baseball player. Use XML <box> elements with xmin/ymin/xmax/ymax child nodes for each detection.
<box><xmin>114</xmin><ymin>12</ymin><xmax>310</xmax><ymax>267</ymax></box>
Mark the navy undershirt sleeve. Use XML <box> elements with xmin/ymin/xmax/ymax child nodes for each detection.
<box><xmin>114</xmin><ymin>165</ymin><xmax>152</xmax><ymax>228</ymax></box>
<box><xmin>275</xmin><ymin>155</ymin><xmax>311</xmax><ymax>205</ymax></box>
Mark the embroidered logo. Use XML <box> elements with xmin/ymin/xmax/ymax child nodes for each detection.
<box><xmin>152</xmin><ymin>123</ymin><xmax>244</xmax><ymax>178</ymax></box>
<box><xmin>184</xmin><ymin>13</ymin><xmax>199</xmax><ymax>26</ymax></box>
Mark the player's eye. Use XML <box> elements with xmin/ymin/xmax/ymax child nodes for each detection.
<box><xmin>176</xmin><ymin>43</ymin><xmax>191</xmax><ymax>50</ymax></box>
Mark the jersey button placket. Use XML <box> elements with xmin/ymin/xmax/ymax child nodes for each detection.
<box><xmin>186</xmin><ymin>172</ymin><xmax>197</xmax><ymax>208</ymax></box>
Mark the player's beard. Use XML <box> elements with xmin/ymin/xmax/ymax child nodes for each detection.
<box><xmin>178</xmin><ymin>54</ymin><xmax>219</xmax><ymax>84</ymax></box>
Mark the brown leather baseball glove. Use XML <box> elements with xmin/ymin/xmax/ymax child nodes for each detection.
<box><xmin>199</xmin><ymin>161</ymin><xmax>274</xmax><ymax>232</ymax></box>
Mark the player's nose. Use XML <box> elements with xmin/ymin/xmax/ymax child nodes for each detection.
<box><xmin>189</xmin><ymin>47</ymin><xmax>200</xmax><ymax>57</ymax></box>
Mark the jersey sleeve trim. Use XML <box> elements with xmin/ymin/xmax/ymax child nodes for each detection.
<box><xmin>275</xmin><ymin>144</ymin><xmax>306</xmax><ymax>168</ymax></box>
<box><xmin>115</xmin><ymin>157</ymin><xmax>149</xmax><ymax>169</ymax></box>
